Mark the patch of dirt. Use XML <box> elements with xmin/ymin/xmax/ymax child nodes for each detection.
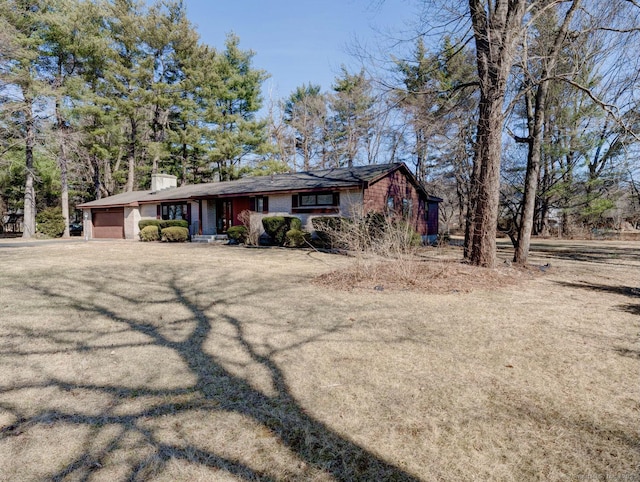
<box><xmin>314</xmin><ymin>258</ymin><xmax>543</xmax><ymax>293</ymax></box>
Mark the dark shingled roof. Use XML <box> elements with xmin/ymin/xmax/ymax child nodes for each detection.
<box><xmin>78</xmin><ymin>163</ymin><xmax>440</xmax><ymax>208</ymax></box>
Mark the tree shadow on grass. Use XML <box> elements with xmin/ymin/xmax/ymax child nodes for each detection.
<box><xmin>498</xmin><ymin>242</ymin><xmax>640</xmax><ymax>267</ymax></box>
<box><xmin>553</xmin><ymin>280</ymin><xmax>639</xmax><ymax>362</ymax></box>
<box><xmin>0</xmin><ymin>267</ymin><xmax>420</xmax><ymax>481</ymax></box>
<box><xmin>553</xmin><ymin>281</ymin><xmax>640</xmax><ymax>316</ymax></box>
<box><xmin>553</xmin><ymin>281</ymin><xmax>640</xmax><ymax>299</ymax></box>
<box><xmin>553</xmin><ymin>280</ymin><xmax>640</xmax><ymax>319</ymax></box>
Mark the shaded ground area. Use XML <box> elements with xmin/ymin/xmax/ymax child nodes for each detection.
<box><xmin>0</xmin><ymin>239</ymin><xmax>638</xmax><ymax>480</ymax></box>
<box><xmin>497</xmin><ymin>237</ymin><xmax>640</xmax><ymax>266</ymax></box>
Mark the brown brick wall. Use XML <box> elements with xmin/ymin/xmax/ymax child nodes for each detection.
<box><xmin>363</xmin><ymin>170</ymin><xmax>428</xmax><ymax>235</ymax></box>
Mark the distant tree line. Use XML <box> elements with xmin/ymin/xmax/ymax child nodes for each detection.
<box><xmin>1</xmin><ymin>0</ymin><xmax>638</xmax><ymax>268</ymax></box>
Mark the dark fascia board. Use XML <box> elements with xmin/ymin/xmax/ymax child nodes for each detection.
<box><xmin>80</xmin><ymin>202</ymin><xmax>137</xmax><ymax>209</ymax></box>
<box><xmin>366</xmin><ymin>162</ymin><xmax>404</xmax><ymax>185</ymax></box>
<box><xmin>137</xmin><ymin>184</ymin><xmax>363</xmax><ymax>203</ymax></box>
<box><xmin>139</xmin><ymin>197</ymin><xmax>192</xmax><ymax>205</ymax></box>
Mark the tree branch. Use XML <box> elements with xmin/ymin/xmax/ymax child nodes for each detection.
<box><xmin>551</xmin><ymin>75</ymin><xmax>640</xmax><ymax>143</ymax></box>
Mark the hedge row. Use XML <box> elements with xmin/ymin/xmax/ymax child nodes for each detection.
<box><xmin>138</xmin><ymin>219</ymin><xmax>188</xmax><ymax>230</ymax></box>
<box><xmin>139</xmin><ymin>220</ymin><xmax>189</xmax><ymax>242</ymax></box>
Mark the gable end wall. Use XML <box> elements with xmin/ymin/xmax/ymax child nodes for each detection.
<box><xmin>363</xmin><ymin>170</ymin><xmax>428</xmax><ymax>235</ymax></box>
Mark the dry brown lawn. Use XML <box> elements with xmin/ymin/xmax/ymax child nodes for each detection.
<box><xmin>0</xmin><ymin>238</ymin><xmax>638</xmax><ymax>481</ymax></box>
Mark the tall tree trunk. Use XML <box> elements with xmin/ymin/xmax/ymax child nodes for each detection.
<box><xmin>468</xmin><ymin>94</ymin><xmax>505</xmax><ymax>267</ymax></box>
<box><xmin>22</xmin><ymin>96</ymin><xmax>36</xmax><ymax>239</ymax></box>
<box><xmin>92</xmin><ymin>155</ymin><xmax>102</xmax><ymax>200</ymax></box>
<box><xmin>59</xmin><ymin>148</ymin><xmax>70</xmax><ymax>238</ymax></box>
<box><xmin>56</xmin><ymin>99</ymin><xmax>70</xmax><ymax>238</ymax></box>
<box><xmin>181</xmin><ymin>142</ymin><xmax>188</xmax><ymax>185</ymax></box>
<box><xmin>126</xmin><ymin>117</ymin><xmax>137</xmax><ymax>192</ymax></box>
<box><xmin>467</xmin><ymin>0</ymin><xmax>527</xmax><ymax>268</ymax></box>
<box><xmin>538</xmin><ymin>153</ymin><xmax>552</xmax><ymax>237</ymax></box>
<box><xmin>514</xmin><ymin>83</ymin><xmax>548</xmax><ymax>263</ymax></box>
<box><xmin>514</xmin><ymin>0</ymin><xmax>581</xmax><ymax>265</ymax></box>
<box><xmin>464</xmin><ymin>142</ymin><xmax>481</xmax><ymax>259</ymax></box>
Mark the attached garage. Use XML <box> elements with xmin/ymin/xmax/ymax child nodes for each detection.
<box><xmin>92</xmin><ymin>208</ymin><xmax>125</xmax><ymax>239</ymax></box>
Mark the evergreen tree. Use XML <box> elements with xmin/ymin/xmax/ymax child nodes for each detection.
<box><xmin>40</xmin><ymin>0</ymin><xmax>90</xmax><ymax>236</ymax></box>
<box><xmin>0</xmin><ymin>0</ymin><xmax>52</xmax><ymax>238</ymax></box>
<box><xmin>327</xmin><ymin>67</ymin><xmax>375</xmax><ymax>167</ymax></box>
<box><xmin>105</xmin><ymin>0</ymin><xmax>152</xmax><ymax>192</ymax></box>
<box><xmin>284</xmin><ymin>83</ymin><xmax>327</xmax><ymax>171</ymax></box>
<box><xmin>142</xmin><ymin>0</ymin><xmax>198</xmax><ymax>183</ymax></box>
<box><xmin>204</xmin><ymin>34</ymin><xmax>269</xmax><ymax>181</ymax></box>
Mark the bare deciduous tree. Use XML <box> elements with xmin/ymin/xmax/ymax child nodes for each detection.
<box><xmin>466</xmin><ymin>0</ymin><xmax>528</xmax><ymax>267</ymax></box>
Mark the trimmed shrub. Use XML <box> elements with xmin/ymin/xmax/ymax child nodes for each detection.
<box><xmin>285</xmin><ymin>228</ymin><xmax>311</xmax><ymax>248</ymax></box>
<box><xmin>163</xmin><ymin>219</ymin><xmax>189</xmax><ymax>229</ymax></box>
<box><xmin>36</xmin><ymin>207</ymin><xmax>65</xmax><ymax>238</ymax></box>
<box><xmin>161</xmin><ymin>226</ymin><xmax>189</xmax><ymax>242</ymax></box>
<box><xmin>138</xmin><ymin>219</ymin><xmax>189</xmax><ymax>230</ymax></box>
<box><xmin>227</xmin><ymin>225</ymin><xmax>248</xmax><ymax>243</ymax></box>
<box><xmin>139</xmin><ymin>219</ymin><xmax>159</xmax><ymax>231</ymax></box>
<box><xmin>140</xmin><ymin>225</ymin><xmax>160</xmax><ymax>242</ymax></box>
<box><xmin>261</xmin><ymin>216</ymin><xmax>302</xmax><ymax>245</ymax></box>
<box><xmin>139</xmin><ymin>220</ymin><xmax>161</xmax><ymax>239</ymax></box>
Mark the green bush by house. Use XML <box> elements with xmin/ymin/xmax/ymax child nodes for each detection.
<box><xmin>138</xmin><ymin>219</ymin><xmax>188</xmax><ymax>231</ymax></box>
<box><xmin>139</xmin><ymin>225</ymin><xmax>160</xmax><ymax>242</ymax></box>
<box><xmin>285</xmin><ymin>228</ymin><xmax>311</xmax><ymax>248</ymax></box>
<box><xmin>36</xmin><ymin>207</ymin><xmax>66</xmax><ymax>238</ymax></box>
<box><xmin>161</xmin><ymin>226</ymin><xmax>189</xmax><ymax>242</ymax></box>
<box><xmin>226</xmin><ymin>226</ymin><xmax>248</xmax><ymax>243</ymax></box>
<box><xmin>261</xmin><ymin>216</ymin><xmax>302</xmax><ymax>246</ymax></box>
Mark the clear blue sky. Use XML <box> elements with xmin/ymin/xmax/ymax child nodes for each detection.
<box><xmin>182</xmin><ymin>1</ymin><xmax>418</xmax><ymax>101</ymax></box>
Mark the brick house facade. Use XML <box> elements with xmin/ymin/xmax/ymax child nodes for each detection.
<box><xmin>78</xmin><ymin>163</ymin><xmax>442</xmax><ymax>242</ymax></box>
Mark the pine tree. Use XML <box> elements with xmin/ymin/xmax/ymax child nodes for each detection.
<box><xmin>284</xmin><ymin>83</ymin><xmax>327</xmax><ymax>171</ymax></box>
<box><xmin>204</xmin><ymin>34</ymin><xmax>269</xmax><ymax>181</ymax></box>
<box><xmin>0</xmin><ymin>0</ymin><xmax>52</xmax><ymax>238</ymax></box>
<box><xmin>327</xmin><ymin>67</ymin><xmax>375</xmax><ymax>167</ymax></box>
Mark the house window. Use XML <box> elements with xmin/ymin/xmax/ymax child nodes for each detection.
<box><xmin>386</xmin><ymin>196</ymin><xmax>395</xmax><ymax>213</ymax></box>
<box><xmin>402</xmin><ymin>198</ymin><xmax>412</xmax><ymax>218</ymax></box>
<box><xmin>161</xmin><ymin>203</ymin><xmax>189</xmax><ymax>221</ymax></box>
<box><xmin>250</xmin><ymin>196</ymin><xmax>269</xmax><ymax>213</ymax></box>
<box><xmin>292</xmin><ymin>192</ymin><xmax>339</xmax><ymax>213</ymax></box>
<box><xmin>298</xmin><ymin>192</ymin><xmax>338</xmax><ymax>207</ymax></box>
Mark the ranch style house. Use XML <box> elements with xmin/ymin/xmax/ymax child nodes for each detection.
<box><xmin>78</xmin><ymin>162</ymin><xmax>442</xmax><ymax>243</ymax></box>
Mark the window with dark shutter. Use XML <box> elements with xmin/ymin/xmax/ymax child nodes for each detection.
<box><xmin>250</xmin><ymin>196</ymin><xmax>268</xmax><ymax>212</ymax></box>
<box><xmin>292</xmin><ymin>192</ymin><xmax>339</xmax><ymax>213</ymax></box>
